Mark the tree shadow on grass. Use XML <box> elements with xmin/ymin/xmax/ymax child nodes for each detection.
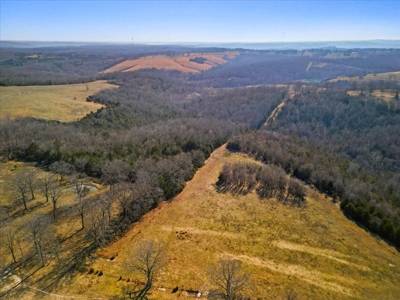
<box><xmin>30</xmin><ymin>243</ymin><xmax>97</xmax><ymax>297</ymax></box>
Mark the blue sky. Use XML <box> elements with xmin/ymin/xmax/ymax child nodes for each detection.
<box><xmin>1</xmin><ymin>1</ymin><xmax>399</xmax><ymax>43</ymax></box>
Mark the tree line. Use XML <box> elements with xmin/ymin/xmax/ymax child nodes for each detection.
<box><xmin>227</xmin><ymin>129</ymin><xmax>400</xmax><ymax>247</ymax></box>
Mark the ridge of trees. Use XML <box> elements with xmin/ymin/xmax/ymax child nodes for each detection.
<box><xmin>217</xmin><ymin>162</ymin><xmax>306</xmax><ymax>207</ymax></box>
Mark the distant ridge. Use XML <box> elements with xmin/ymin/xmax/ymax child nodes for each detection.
<box><xmin>1</xmin><ymin>40</ymin><xmax>399</xmax><ymax>50</ymax></box>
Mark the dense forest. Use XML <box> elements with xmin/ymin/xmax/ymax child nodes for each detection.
<box><xmin>1</xmin><ymin>45</ymin><xmax>400</xmax><ymax>289</ymax></box>
<box><xmin>227</xmin><ymin>87</ymin><xmax>400</xmax><ymax>246</ymax></box>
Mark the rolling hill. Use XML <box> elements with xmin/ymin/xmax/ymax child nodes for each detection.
<box><xmin>18</xmin><ymin>144</ymin><xmax>400</xmax><ymax>300</ymax></box>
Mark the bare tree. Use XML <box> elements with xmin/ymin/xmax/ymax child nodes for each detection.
<box><xmin>47</xmin><ymin>234</ymin><xmax>63</xmax><ymax>266</ymax></box>
<box><xmin>101</xmin><ymin>160</ymin><xmax>128</xmax><ymax>192</ymax></box>
<box><xmin>9</xmin><ymin>173</ymin><xmax>30</xmax><ymax>210</ymax></box>
<box><xmin>209</xmin><ymin>259</ymin><xmax>250</xmax><ymax>300</ymax></box>
<box><xmin>116</xmin><ymin>183</ymin><xmax>132</xmax><ymax>219</ymax></box>
<box><xmin>125</xmin><ymin>240</ymin><xmax>167</xmax><ymax>300</ymax></box>
<box><xmin>49</xmin><ymin>180</ymin><xmax>63</xmax><ymax>220</ymax></box>
<box><xmin>287</xmin><ymin>178</ymin><xmax>306</xmax><ymax>207</ymax></box>
<box><xmin>73</xmin><ymin>178</ymin><xmax>90</xmax><ymax>229</ymax></box>
<box><xmin>0</xmin><ymin>225</ymin><xmax>21</xmax><ymax>263</ymax></box>
<box><xmin>23</xmin><ymin>169</ymin><xmax>39</xmax><ymax>200</ymax></box>
<box><xmin>87</xmin><ymin>205</ymin><xmax>108</xmax><ymax>246</ymax></box>
<box><xmin>27</xmin><ymin>214</ymin><xmax>50</xmax><ymax>267</ymax></box>
<box><xmin>99</xmin><ymin>190</ymin><xmax>114</xmax><ymax>222</ymax></box>
<box><xmin>41</xmin><ymin>174</ymin><xmax>57</xmax><ymax>202</ymax></box>
<box><xmin>49</xmin><ymin>161</ymin><xmax>75</xmax><ymax>181</ymax></box>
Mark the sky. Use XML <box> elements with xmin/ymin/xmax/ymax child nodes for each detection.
<box><xmin>1</xmin><ymin>1</ymin><xmax>399</xmax><ymax>43</ymax></box>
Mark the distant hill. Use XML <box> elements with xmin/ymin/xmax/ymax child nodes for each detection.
<box><xmin>1</xmin><ymin>40</ymin><xmax>399</xmax><ymax>50</ymax></box>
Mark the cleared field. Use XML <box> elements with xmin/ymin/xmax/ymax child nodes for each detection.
<box><xmin>347</xmin><ymin>89</ymin><xmax>398</xmax><ymax>101</ymax></box>
<box><xmin>25</xmin><ymin>145</ymin><xmax>400</xmax><ymax>300</ymax></box>
<box><xmin>103</xmin><ymin>52</ymin><xmax>239</xmax><ymax>74</ymax></box>
<box><xmin>329</xmin><ymin>71</ymin><xmax>400</xmax><ymax>83</ymax></box>
<box><xmin>0</xmin><ymin>80</ymin><xmax>118</xmax><ymax>122</ymax></box>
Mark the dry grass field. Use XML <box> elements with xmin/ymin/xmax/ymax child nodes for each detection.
<box><xmin>347</xmin><ymin>89</ymin><xmax>398</xmax><ymax>101</ymax></box>
<box><xmin>0</xmin><ymin>160</ymin><xmax>105</xmax><ymax>298</ymax></box>
<box><xmin>329</xmin><ymin>71</ymin><xmax>400</xmax><ymax>83</ymax></box>
<box><xmin>103</xmin><ymin>52</ymin><xmax>239</xmax><ymax>74</ymax></box>
<box><xmin>14</xmin><ymin>145</ymin><xmax>399</xmax><ymax>300</ymax></box>
<box><xmin>0</xmin><ymin>80</ymin><xmax>118</xmax><ymax>122</ymax></box>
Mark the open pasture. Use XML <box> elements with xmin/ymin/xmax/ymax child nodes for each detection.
<box><xmin>329</xmin><ymin>71</ymin><xmax>400</xmax><ymax>83</ymax></box>
<box><xmin>103</xmin><ymin>52</ymin><xmax>239</xmax><ymax>73</ymax></box>
<box><xmin>0</xmin><ymin>80</ymin><xmax>118</xmax><ymax>122</ymax></box>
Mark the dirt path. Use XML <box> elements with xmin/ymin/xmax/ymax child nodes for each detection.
<box><xmin>306</xmin><ymin>61</ymin><xmax>312</xmax><ymax>71</ymax></box>
<box><xmin>272</xmin><ymin>240</ymin><xmax>370</xmax><ymax>271</ymax></box>
<box><xmin>23</xmin><ymin>284</ymin><xmax>107</xmax><ymax>299</ymax></box>
<box><xmin>161</xmin><ymin>226</ymin><xmax>245</xmax><ymax>239</ymax></box>
<box><xmin>264</xmin><ymin>86</ymin><xmax>295</xmax><ymax>127</ymax></box>
<box><xmin>222</xmin><ymin>252</ymin><xmax>355</xmax><ymax>297</ymax></box>
<box><xmin>0</xmin><ymin>274</ymin><xmax>21</xmax><ymax>294</ymax></box>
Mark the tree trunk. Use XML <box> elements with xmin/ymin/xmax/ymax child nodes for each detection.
<box><xmin>8</xmin><ymin>245</ymin><xmax>16</xmax><ymax>263</ymax></box>
<box><xmin>38</xmin><ymin>242</ymin><xmax>45</xmax><ymax>267</ymax></box>
<box><xmin>81</xmin><ymin>214</ymin><xmax>85</xmax><ymax>230</ymax></box>
<box><xmin>53</xmin><ymin>201</ymin><xmax>56</xmax><ymax>219</ymax></box>
<box><xmin>22</xmin><ymin>193</ymin><xmax>27</xmax><ymax>210</ymax></box>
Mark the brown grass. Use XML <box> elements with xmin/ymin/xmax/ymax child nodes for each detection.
<box><xmin>0</xmin><ymin>160</ymin><xmax>107</xmax><ymax>300</ymax></box>
<box><xmin>0</xmin><ymin>80</ymin><xmax>118</xmax><ymax>122</ymax></box>
<box><xmin>103</xmin><ymin>52</ymin><xmax>239</xmax><ymax>74</ymax></box>
<box><xmin>24</xmin><ymin>145</ymin><xmax>399</xmax><ymax>300</ymax></box>
<box><xmin>347</xmin><ymin>89</ymin><xmax>398</xmax><ymax>101</ymax></box>
<box><xmin>329</xmin><ymin>71</ymin><xmax>400</xmax><ymax>83</ymax></box>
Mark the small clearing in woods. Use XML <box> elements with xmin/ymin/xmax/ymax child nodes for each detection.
<box><xmin>0</xmin><ymin>80</ymin><xmax>118</xmax><ymax>122</ymax></box>
<box><xmin>347</xmin><ymin>89</ymin><xmax>398</xmax><ymax>101</ymax></box>
<box><xmin>29</xmin><ymin>144</ymin><xmax>400</xmax><ymax>300</ymax></box>
<box><xmin>329</xmin><ymin>71</ymin><xmax>400</xmax><ymax>83</ymax></box>
<box><xmin>102</xmin><ymin>52</ymin><xmax>239</xmax><ymax>73</ymax></box>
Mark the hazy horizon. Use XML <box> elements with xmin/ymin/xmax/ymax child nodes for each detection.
<box><xmin>1</xmin><ymin>1</ymin><xmax>399</xmax><ymax>44</ymax></box>
<box><xmin>2</xmin><ymin>40</ymin><xmax>400</xmax><ymax>51</ymax></box>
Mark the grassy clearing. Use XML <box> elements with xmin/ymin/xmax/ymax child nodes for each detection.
<box><xmin>103</xmin><ymin>52</ymin><xmax>239</xmax><ymax>74</ymax></box>
<box><xmin>329</xmin><ymin>71</ymin><xmax>400</xmax><ymax>83</ymax></box>
<box><xmin>347</xmin><ymin>89</ymin><xmax>398</xmax><ymax>101</ymax></box>
<box><xmin>27</xmin><ymin>145</ymin><xmax>399</xmax><ymax>300</ymax></box>
<box><xmin>0</xmin><ymin>80</ymin><xmax>118</xmax><ymax>122</ymax></box>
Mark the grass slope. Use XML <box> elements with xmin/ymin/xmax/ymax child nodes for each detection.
<box><xmin>14</xmin><ymin>145</ymin><xmax>400</xmax><ymax>300</ymax></box>
<box><xmin>329</xmin><ymin>71</ymin><xmax>400</xmax><ymax>83</ymax></box>
<box><xmin>103</xmin><ymin>52</ymin><xmax>239</xmax><ymax>74</ymax></box>
<box><xmin>0</xmin><ymin>80</ymin><xmax>118</xmax><ymax>122</ymax></box>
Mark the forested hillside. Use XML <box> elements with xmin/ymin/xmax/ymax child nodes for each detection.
<box><xmin>228</xmin><ymin>88</ymin><xmax>400</xmax><ymax>246</ymax></box>
<box><xmin>1</xmin><ymin>45</ymin><xmax>400</xmax><ymax>299</ymax></box>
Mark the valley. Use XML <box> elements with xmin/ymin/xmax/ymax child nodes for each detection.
<box><xmin>0</xmin><ymin>45</ymin><xmax>399</xmax><ymax>300</ymax></box>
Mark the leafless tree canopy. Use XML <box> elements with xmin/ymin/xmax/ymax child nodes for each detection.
<box><xmin>49</xmin><ymin>180</ymin><xmax>63</xmax><ymax>220</ymax></box>
<box><xmin>125</xmin><ymin>239</ymin><xmax>167</xmax><ymax>300</ymax></box>
<box><xmin>27</xmin><ymin>214</ymin><xmax>51</xmax><ymax>267</ymax></box>
<box><xmin>209</xmin><ymin>259</ymin><xmax>250</xmax><ymax>300</ymax></box>
<box><xmin>217</xmin><ymin>162</ymin><xmax>306</xmax><ymax>206</ymax></box>
<box><xmin>9</xmin><ymin>172</ymin><xmax>30</xmax><ymax>210</ymax></box>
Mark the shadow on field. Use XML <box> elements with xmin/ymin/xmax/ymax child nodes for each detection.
<box><xmin>30</xmin><ymin>243</ymin><xmax>97</xmax><ymax>298</ymax></box>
